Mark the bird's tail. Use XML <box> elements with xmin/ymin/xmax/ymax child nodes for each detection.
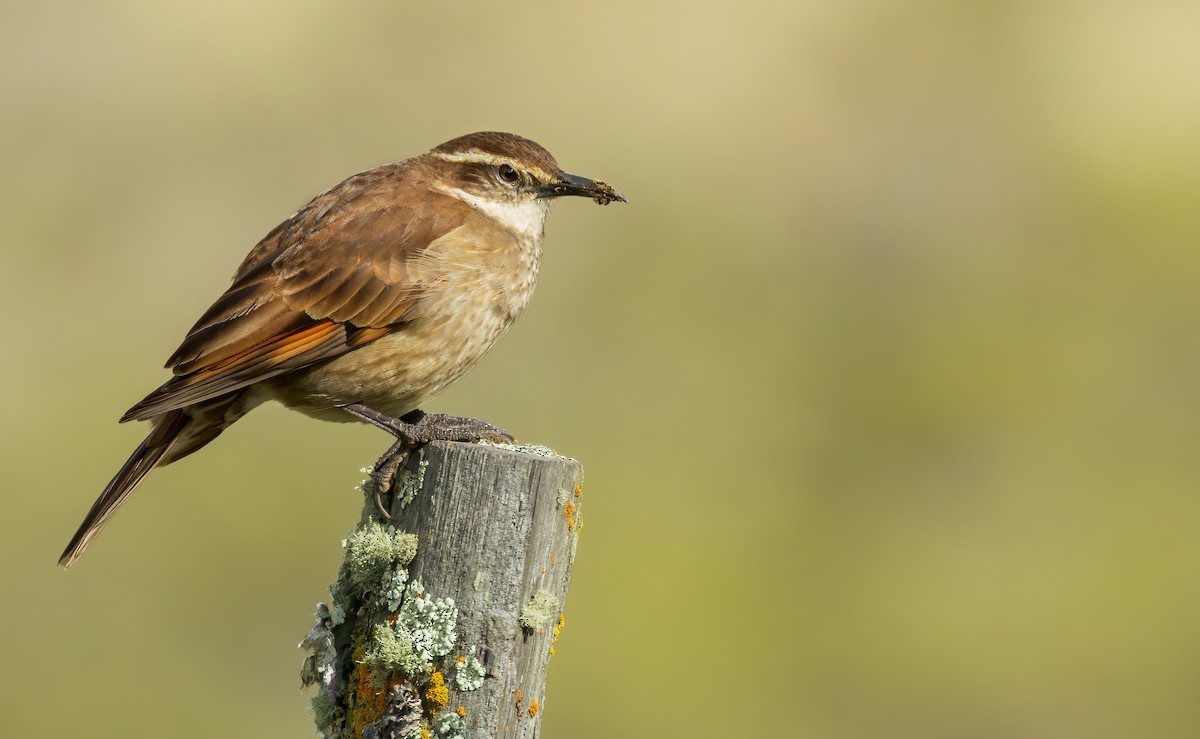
<box><xmin>59</xmin><ymin>410</ymin><xmax>190</xmax><ymax>568</ymax></box>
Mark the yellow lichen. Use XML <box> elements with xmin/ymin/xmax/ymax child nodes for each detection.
<box><xmin>574</xmin><ymin>484</ymin><xmax>582</xmax><ymax>496</ymax></box>
<box><xmin>425</xmin><ymin>670</ymin><xmax>449</xmax><ymax>713</ymax></box>
<box><xmin>529</xmin><ymin>699</ymin><xmax>540</xmax><ymax>718</ymax></box>
<box><xmin>549</xmin><ymin>612</ymin><xmax>565</xmax><ymax>656</ymax></box>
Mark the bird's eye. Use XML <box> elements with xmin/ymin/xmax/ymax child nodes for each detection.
<box><xmin>496</xmin><ymin>164</ymin><xmax>519</xmax><ymax>184</ymax></box>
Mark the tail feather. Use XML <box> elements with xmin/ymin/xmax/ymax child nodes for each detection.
<box><xmin>59</xmin><ymin>410</ymin><xmax>189</xmax><ymax>568</ymax></box>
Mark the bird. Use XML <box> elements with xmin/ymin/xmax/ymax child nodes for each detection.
<box><xmin>59</xmin><ymin>131</ymin><xmax>625</xmax><ymax>568</ymax></box>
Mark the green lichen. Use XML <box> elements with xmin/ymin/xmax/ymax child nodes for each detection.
<box><xmin>383</xmin><ymin>567</ymin><xmax>411</xmax><ymax>612</ymax></box>
<box><xmin>400</xmin><ymin>580</ymin><xmax>458</xmax><ymax>662</ymax></box>
<box><xmin>365</xmin><ymin>622</ymin><xmax>428</xmax><ymax>682</ymax></box>
<box><xmin>393</xmin><ymin>457</ymin><xmax>429</xmax><ymax>509</ymax></box>
<box><xmin>454</xmin><ymin>651</ymin><xmax>487</xmax><ymax>692</ymax></box>
<box><xmin>310</xmin><ymin>693</ymin><xmax>348</xmax><ymax>739</ymax></box>
<box><xmin>556</xmin><ymin>488</ymin><xmax>571</xmax><ymax>507</ymax></box>
<box><xmin>518</xmin><ymin>589</ymin><xmax>560</xmax><ymax>631</ymax></box>
<box><xmin>346</xmin><ymin>522</ymin><xmax>419</xmax><ymax>597</ymax></box>
<box><xmin>433</xmin><ymin>712</ymin><xmax>467</xmax><ymax>739</ymax></box>
<box><xmin>364</xmin><ymin>580</ymin><xmax>459</xmax><ymax>684</ymax></box>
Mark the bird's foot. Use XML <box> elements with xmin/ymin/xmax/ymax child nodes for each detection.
<box><xmin>341</xmin><ymin>404</ymin><xmax>514</xmax><ymax>518</ymax></box>
<box><xmin>396</xmin><ymin>409</ymin><xmax>515</xmax><ymax>445</ymax></box>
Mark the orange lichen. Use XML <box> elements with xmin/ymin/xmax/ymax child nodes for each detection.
<box><xmin>516</xmin><ymin>689</ymin><xmax>523</xmax><ymax>704</ymax></box>
<box><xmin>349</xmin><ymin>636</ymin><xmax>406</xmax><ymax>738</ymax></box>
<box><xmin>574</xmin><ymin>484</ymin><xmax>582</xmax><ymax>496</ymax></box>
<box><xmin>563</xmin><ymin>501</ymin><xmax>575</xmax><ymax>519</ymax></box>
<box><xmin>456</xmin><ymin>655</ymin><xmax>466</xmax><ymax>664</ymax></box>
<box><xmin>529</xmin><ymin>699</ymin><xmax>540</xmax><ymax>718</ymax></box>
<box><xmin>567</xmin><ymin>517</ymin><xmax>575</xmax><ymax>532</ymax></box>
<box><xmin>425</xmin><ymin>670</ymin><xmax>449</xmax><ymax>712</ymax></box>
<box><xmin>349</xmin><ymin>642</ymin><xmax>381</xmax><ymax>735</ymax></box>
<box><xmin>551</xmin><ymin>550</ymin><xmax>557</xmax><ymax>565</ymax></box>
<box><xmin>457</xmin><ymin>706</ymin><xmax>467</xmax><ymax>718</ymax></box>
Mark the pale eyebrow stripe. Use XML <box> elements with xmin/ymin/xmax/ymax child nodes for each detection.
<box><xmin>430</xmin><ymin>151</ymin><xmax>557</xmax><ymax>184</ymax></box>
<box><xmin>431</xmin><ymin>150</ymin><xmax>509</xmax><ymax>166</ymax></box>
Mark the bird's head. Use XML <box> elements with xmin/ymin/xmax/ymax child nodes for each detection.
<box><xmin>424</xmin><ymin>132</ymin><xmax>626</xmax><ymax>238</ymax></box>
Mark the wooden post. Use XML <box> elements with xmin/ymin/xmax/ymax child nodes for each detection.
<box><xmin>301</xmin><ymin>440</ymin><xmax>585</xmax><ymax>739</ymax></box>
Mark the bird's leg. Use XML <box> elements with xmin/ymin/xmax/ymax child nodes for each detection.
<box><xmin>340</xmin><ymin>403</ymin><xmax>514</xmax><ymax>518</ymax></box>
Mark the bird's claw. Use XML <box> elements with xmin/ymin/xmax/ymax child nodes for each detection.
<box><xmin>343</xmin><ymin>403</ymin><xmax>514</xmax><ymax>518</ymax></box>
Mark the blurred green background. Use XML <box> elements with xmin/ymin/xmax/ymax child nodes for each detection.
<box><xmin>3</xmin><ymin>1</ymin><xmax>1199</xmax><ymax>737</ymax></box>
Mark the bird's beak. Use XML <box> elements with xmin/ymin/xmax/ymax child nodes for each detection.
<box><xmin>538</xmin><ymin>172</ymin><xmax>628</xmax><ymax>205</ymax></box>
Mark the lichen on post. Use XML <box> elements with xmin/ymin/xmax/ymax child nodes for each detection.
<box><xmin>301</xmin><ymin>440</ymin><xmax>585</xmax><ymax>739</ymax></box>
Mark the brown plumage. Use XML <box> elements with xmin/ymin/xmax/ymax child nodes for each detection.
<box><xmin>60</xmin><ymin>132</ymin><xmax>625</xmax><ymax>568</ymax></box>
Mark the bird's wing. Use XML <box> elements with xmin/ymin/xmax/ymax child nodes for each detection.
<box><xmin>122</xmin><ymin>171</ymin><xmax>466</xmax><ymax>422</ymax></box>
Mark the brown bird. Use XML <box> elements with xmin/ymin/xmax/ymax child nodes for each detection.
<box><xmin>59</xmin><ymin>131</ymin><xmax>625</xmax><ymax>568</ymax></box>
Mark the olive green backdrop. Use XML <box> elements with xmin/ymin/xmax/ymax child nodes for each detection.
<box><xmin>3</xmin><ymin>1</ymin><xmax>1199</xmax><ymax>737</ymax></box>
